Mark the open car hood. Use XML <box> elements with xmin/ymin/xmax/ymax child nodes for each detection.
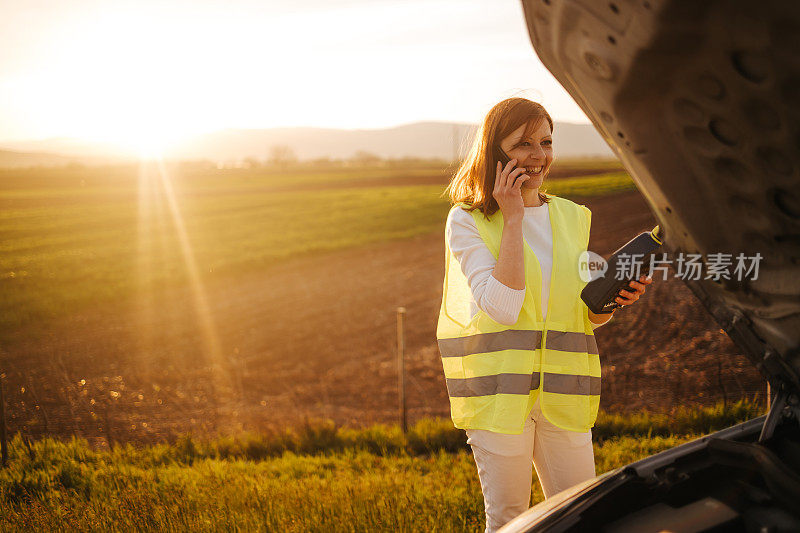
<box><xmin>521</xmin><ymin>0</ymin><xmax>800</xmax><ymax>396</ymax></box>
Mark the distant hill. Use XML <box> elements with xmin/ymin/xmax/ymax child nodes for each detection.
<box><xmin>0</xmin><ymin>149</ymin><xmax>99</xmax><ymax>169</ymax></box>
<box><xmin>166</xmin><ymin>121</ymin><xmax>613</xmax><ymax>161</ymax></box>
<box><xmin>0</xmin><ymin>121</ymin><xmax>613</xmax><ymax>166</ymax></box>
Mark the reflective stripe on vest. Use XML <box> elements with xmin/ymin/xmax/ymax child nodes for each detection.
<box><xmin>438</xmin><ymin>329</ymin><xmax>597</xmax><ymax>357</ymax></box>
<box><xmin>438</xmin><ymin>329</ymin><xmax>542</xmax><ymax>357</ymax></box>
<box><xmin>437</xmin><ymin>195</ymin><xmax>600</xmax><ymax>434</ymax></box>
<box><xmin>445</xmin><ymin>372</ymin><xmax>601</xmax><ymax>397</ymax></box>
<box><xmin>446</xmin><ymin>372</ymin><xmax>540</xmax><ymax>397</ymax></box>
<box><xmin>547</xmin><ymin>331</ymin><xmax>599</xmax><ymax>355</ymax></box>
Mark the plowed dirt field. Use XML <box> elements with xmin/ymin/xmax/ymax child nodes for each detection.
<box><xmin>2</xmin><ymin>189</ymin><xmax>765</xmax><ymax>446</ymax></box>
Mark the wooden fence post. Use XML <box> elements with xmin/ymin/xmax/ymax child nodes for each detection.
<box><xmin>0</xmin><ymin>371</ymin><xmax>8</xmax><ymax>467</ymax></box>
<box><xmin>397</xmin><ymin>307</ymin><xmax>407</xmax><ymax>434</ymax></box>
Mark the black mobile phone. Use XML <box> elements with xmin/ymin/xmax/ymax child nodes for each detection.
<box><xmin>493</xmin><ymin>145</ymin><xmax>513</xmax><ymax>167</ymax></box>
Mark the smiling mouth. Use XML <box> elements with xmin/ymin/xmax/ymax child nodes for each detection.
<box><xmin>525</xmin><ymin>165</ymin><xmax>544</xmax><ymax>175</ymax></box>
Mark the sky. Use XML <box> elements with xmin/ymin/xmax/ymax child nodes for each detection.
<box><xmin>0</xmin><ymin>0</ymin><xmax>590</xmax><ymax>151</ymax></box>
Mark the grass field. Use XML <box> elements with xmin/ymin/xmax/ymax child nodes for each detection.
<box><xmin>0</xmin><ymin>401</ymin><xmax>761</xmax><ymax>532</ymax></box>
<box><xmin>0</xmin><ymin>163</ymin><xmax>634</xmax><ymax>339</ymax></box>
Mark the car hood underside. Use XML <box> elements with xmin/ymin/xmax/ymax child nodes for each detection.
<box><xmin>521</xmin><ymin>0</ymin><xmax>800</xmax><ymax>399</ymax></box>
<box><xmin>502</xmin><ymin>415</ymin><xmax>800</xmax><ymax>531</ymax></box>
<box><xmin>503</xmin><ymin>1</ymin><xmax>800</xmax><ymax>530</ymax></box>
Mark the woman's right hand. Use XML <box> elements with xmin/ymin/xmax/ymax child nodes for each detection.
<box><xmin>493</xmin><ymin>159</ymin><xmax>530</xmax><ymax>222</ymax></box>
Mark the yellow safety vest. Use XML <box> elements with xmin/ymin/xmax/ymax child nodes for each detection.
<box><xmin>437</xmin><ymin>194</ymin><xmax>599</xmax><ymax>434</ymax></box>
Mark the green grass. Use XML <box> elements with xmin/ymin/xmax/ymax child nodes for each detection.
<box><xmin>549</xmin><ymin>157</ymin><xmax>624</xmax><ymax>173</ymax></box>
<box><xmin>543</xmin><ymin>171</ymin><xmax>636</xmax><ymax>198</ymax></box>
<box><xmin>0</xmin><ymin>401</ymin><xmax>761</xmax><ymax>531</ymax></box>
<box><xmin>0</xmin><ymin>164</ymin><xmax>635</xmax><ymax>338</ymax></box>
<box><xmin>593</xmin><ymin>400</ymin><xmax>764</xmax><ymax>441</ymax></box>
<box><xmin>1</xmin><ymin>445</ymin><xmax>488</xmax><ymax>532</ymax></box>
<box><xmin>0</xmin><ymin>441</ymin><xmax>688</xmax><ymax>532</ymax></box>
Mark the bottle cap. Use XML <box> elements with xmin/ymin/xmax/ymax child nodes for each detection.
<box><xmin>650</xmin><ymin>225</ymin><xmax>663</xmax><ymax>245</ymax></box>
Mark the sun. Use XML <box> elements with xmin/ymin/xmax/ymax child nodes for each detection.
<box><xmin>108</xmin><ymin>123</ymin><xmax>188</xmax><ymax>160</ymax></box>
<box><xmin>127</xmin><ymin>131</ymin><xmax>171</xmax><ymax>159</ymax></box>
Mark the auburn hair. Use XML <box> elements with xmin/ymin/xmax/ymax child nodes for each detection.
<box><xmin>445</xmin><ymin>98</ymin><xmax>554</xmax><ymax>217</ymax></box>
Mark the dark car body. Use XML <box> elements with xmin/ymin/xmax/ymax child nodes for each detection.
<box><xmin>501</xmin><ymin>0</ymin><xmax>800</xmax><ymax>530</ymax></box>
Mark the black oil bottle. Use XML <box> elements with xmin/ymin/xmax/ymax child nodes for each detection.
<box><xmin>581</xmin><ymin>226</ymin><xmax>663</xmax><ymax>314</ymax></box>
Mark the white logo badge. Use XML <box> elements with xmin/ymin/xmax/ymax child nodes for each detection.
<box><xmin>578</xmin><ymin>251</ymin><xmax>608</xmax><ymax>283</ymax></box>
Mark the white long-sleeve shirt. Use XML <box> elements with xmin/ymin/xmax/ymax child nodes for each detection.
<box><xmin>445</xmin><ymin>203</ymin><xmax>609</xmax><ymax>328</ymax></box>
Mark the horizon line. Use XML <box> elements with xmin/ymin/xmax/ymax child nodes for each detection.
<box><xmin>0</xmin><ymin>118</ymin><xmax>595</xmax><ymax>145</ymax></box>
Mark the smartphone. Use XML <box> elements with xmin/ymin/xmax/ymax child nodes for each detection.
<box><xmin>493</xmin><ymin>145</ymin><xmax>513</xmax><ymax>167</ymax></box>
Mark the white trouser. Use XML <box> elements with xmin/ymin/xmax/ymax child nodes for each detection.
<box><xmin>466</xmin><ymin>398</ymin><xmax>596</xmax><ymax>533</ymax></box>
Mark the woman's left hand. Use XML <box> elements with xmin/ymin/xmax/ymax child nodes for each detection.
<box><xmin>615</xmin><ymin>274</ymin><xmax>653</xmax><ymax>308</ymax></box>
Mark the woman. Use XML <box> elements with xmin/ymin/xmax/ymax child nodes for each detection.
<box><xmin>437</xmin><ymin>98</ymin><xmax>651</xmax><ymax>533</ymax></box>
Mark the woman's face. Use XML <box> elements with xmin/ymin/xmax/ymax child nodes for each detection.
<box><xmin>499</xmin><ymin>119</ymin><xmax>554</xmax><ymax>189</ymax></box>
